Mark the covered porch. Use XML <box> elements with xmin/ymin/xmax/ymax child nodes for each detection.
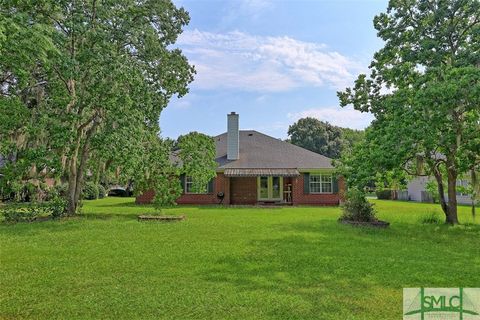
<box><xmin>224</xmin><ymin>168</ymin><xmax>299</xmax><ymax>205</ymax></box>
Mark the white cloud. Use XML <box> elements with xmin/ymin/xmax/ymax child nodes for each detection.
<box><xmin>177</xmin><ymin>29</ymin><xmax>363</xmax><ymax>92</ymax></box>
<box><xmin>220</xmin><ymin>0</ymin><xmax>274</xmax><ymax>25</ymax></box>
<box><xmin>287</xmin><ymin>106</ymin><xmax>374</xmax><ymax>130</ymax></box>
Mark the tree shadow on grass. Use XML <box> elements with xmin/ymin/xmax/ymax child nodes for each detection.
<box><xmin>91</xmin><ymin>201</ymin><xmax>142</xmax><ymax>208</ymax></box>
<box><xmin>200</xmin><ymin>220</ymin><xmax>480</xmax><ymax>319</ymax></box>
<box><xmin>0</xmin><ymin>217</ymin><xmax>82</xmax><ymax>236</ymax></box>
<box><xmin>79</xmin><ymin>212</ymin><xmax>141</xmax><ymax>220</ymax></box>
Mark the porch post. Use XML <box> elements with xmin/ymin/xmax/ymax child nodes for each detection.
<box><xmin>224</xmin><ymin>176</ymin><xmax>231</xmax><ymax>205</ymax></box>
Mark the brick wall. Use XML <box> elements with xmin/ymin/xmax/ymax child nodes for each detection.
<box><xmin>135</xmin><ymin>173</ymin><xmax>345</xmax><ymax>206</ymax></box>
<box><xmin>177</xmin><ymin>173</ymin><xmax>230</xmax><ymax>205</ymax></box>
<box><xmin>230</xmin><ymin>177</ymin><xmax>257</xmax><ymax>205</ymax></box>
<box><xmin>135</xmin><ymin>173</ymin><xmax>230</xmax><ymax>205</ymax></box>
<box><xmin>291</xmin><ymin>175</ymin><xmax>345</xmax><ymax>206</ymax></box>
<box><xmin>135</xmin><ymin>189</ymin><xmax>155</xmax><ymax>204</ymax></box>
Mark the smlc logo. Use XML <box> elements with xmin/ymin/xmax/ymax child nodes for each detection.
<box><xmin>404</xmin><ymin>288</ymin><xmax>480</xmax><ymax>320</ymax></box>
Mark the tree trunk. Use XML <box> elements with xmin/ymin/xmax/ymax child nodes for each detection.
<box><xmin>472</xmin><ymin>199</ymin><xmax>476</xmax><ymax>219</ymax></box>
<box><xmin>65</xmin><ymin>123</ymin><xmax>97</xmax><ymax>215</ymax></box>
<box><xmin>445</xmin><ymin>166</ymin><xmax>459</xmax><ymax>225</ymax></box>
<box><xmin>432</xmin><ymin>165</ymin><xmax>449</xmax><ymax>217</ymax></box>
<box><xmin>471</xmin><ymin>169</ymin><xmax>477</xmax><ymax>219</ymax></box>
<box><xmin>67</xmin><ymin>154</ymin><xmax>79</xmax><ymax>215</ymax></box>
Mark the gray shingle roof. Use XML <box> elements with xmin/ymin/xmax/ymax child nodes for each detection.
<box><xmin>214</xmin><ymin>130</ymin><xmax>333</xmax><ymax>170</ymax></box>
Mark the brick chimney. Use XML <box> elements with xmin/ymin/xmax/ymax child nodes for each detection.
<box><xmin>227</xmin><ymin>112</ymin><xmax>239</xmax><ymax>160</ymax></box>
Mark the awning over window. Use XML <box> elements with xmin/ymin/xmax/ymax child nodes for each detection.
<box><xmin>223</xmin><ymin>168</ymin><xmax>300</xmax><ymax>177</ymax></box>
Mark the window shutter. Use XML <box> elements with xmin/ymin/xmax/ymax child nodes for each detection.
<box><xmin>332</xmin><ymin>176</ymin><xmax>339</xmax><ymax>193</ymax></box>
<box><xmin>207</xmin><ymin>178</ymin><xmax>214</xmax><ymax>193</ymax></box>
<box><xmin>303</xmin><ymin>173</ymin><xmax>310</xmax><ymax>194</ymax></box>
<box><xmin>179</xmin><ymin>174</ymin><xmax>185</xmax><ymax>193</ymax></box>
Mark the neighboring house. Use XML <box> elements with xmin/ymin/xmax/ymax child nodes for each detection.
<box><xmin>407</xmin><ymin>176</ymin><xmax>477</xmax><ymax>205</ymax></box>
<box><xmin>136</xmin><ymin>112</ymin><xmax>345</xmax><ymax>206</ymax></box>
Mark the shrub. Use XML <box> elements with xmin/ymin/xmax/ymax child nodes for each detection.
<box><xmin>340</xmin><ymin>188</ymin><xmax>377</xmax><ymax>222</ymax></box>
<box><xmin>48</xmin><ymin>196</ymin><xmax>68</xmax><ymax>218</ymax></box>
<box><xmin>1</xmin><ymin>202</ymin><xmax>49</xmax><ymax>223</ymax></box>
<box><xmin>376</xmin><ymin>189</ymin><xmax>393</xmax><ymax>200</ymax></box>
<box><xmin>82</xmin><ymin>182</ymin><xmax>99</xmax><ymax>200</ymax></box>
<box><xmin>1</xmin><ymin>198</ymin><xmax>68</xmax><ymax>222</ymax></box>
<box><xmin>56</xmin><ymin>184</ymin><xmax>68</xmax><ymax>197</ymax></box>
<box><xmin>419</xmin><ymin>211</ymin><xmax>442</xmax><ymax>224</ymax></box>
<box><xmin>97</xmin><ymin>184</ymin><xmax>106</xmax><ymax>199</ymax></box>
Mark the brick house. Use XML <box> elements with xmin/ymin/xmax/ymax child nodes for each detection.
<box><xmin>136</xmin><ymin>112</ymin><xmax>345</xmax><ymax>206</ymax></box>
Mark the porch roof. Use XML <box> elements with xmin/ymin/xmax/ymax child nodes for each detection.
<box><xmin>224</xmin><ymin>168</ymin><xmax>300</xmax><ymax>177</ymax></box>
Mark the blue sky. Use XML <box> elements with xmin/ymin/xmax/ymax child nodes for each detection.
<box><xmin>161</xmin><ymin>0</ymin><xmax>388</xmax><ymax>139</ymax></box>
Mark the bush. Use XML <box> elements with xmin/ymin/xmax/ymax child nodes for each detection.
<box><xmin>1</xmin><ymin>202</ymin><xmax>49</xmax><ymax>223</ymax></box>
<box><xmin>376</xmin><ymin>189</ymin><xmax>393</xmax><ymax>200</ymax></box>
<box><xmin>340</xmin><ymin>188</ymin><xmax>377</xmax><ymax>222</ymax></box>
<box><xmin>419</xmin><ymin>211</ymin><xmax>442</xmax><ymax>224</ymax></box>
<box><xmin>97</xmin><ymin>184</ymin><xmax>106</xmax><ymax>199</ymax></box>
<box><xmin>53</xmin><ymin>183</ymin><xmax>68</xmax><ymax>198</ymax></box>
<box><xmin>82</xmin><ymin>182</ymin><xmax>99</xmax><ymax>200</ymax></box>
<box><xmin>1</xmin><ymin>198</ymin><xmax>68</xmax><ymax>223</ymax></box>
<box><xmin>48</xmin><ymin>196</ymin><xmax>68</xmax><ymax>218</ymax></box>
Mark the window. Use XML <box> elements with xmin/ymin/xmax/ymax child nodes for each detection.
<box><xmin>309</xmin><ymin>174</ymin><xmax>333</xmax><ymax>194</ymax></box>
<box><xmin>258</xmin><ymin>176</ymin><xmax>283</xmax><ymax>200</ymax></box>
<box><xmin>185</xmin><ymin>176</ymin><xmax>209</xmax><ymax>194</ymax></box>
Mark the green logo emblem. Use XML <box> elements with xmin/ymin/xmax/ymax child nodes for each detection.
<box><xmin>404</xmin><ymin>288</ymin><xmax>480</xmax><ymax>319</ymax></box>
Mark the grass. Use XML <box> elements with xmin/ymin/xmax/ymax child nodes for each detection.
<box><xmin>1</xmin><ymin>198</ymin><xmax>479</xmax><ymax>320</ymax></box>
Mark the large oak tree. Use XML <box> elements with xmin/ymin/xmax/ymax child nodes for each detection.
<box><xmin>338</xmin><ymin>0</ymin><xmax>480</xmax><ymax>224</ymax></box>
<box><xmin>0</xmin><ymin>0</ymin><xmax>195</xmax><ymax>214</ymax></box>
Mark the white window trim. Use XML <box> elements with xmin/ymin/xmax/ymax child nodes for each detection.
<box><xmin>309</xmin><ymin>174</ymin><xmax>333</xmax><ymax>194</ymax></box>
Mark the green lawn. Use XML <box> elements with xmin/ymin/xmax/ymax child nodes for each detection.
<box><xmin>1</xmin><ymin>198</ymin><xmax>479</xmax><ymax>320</ymax></box>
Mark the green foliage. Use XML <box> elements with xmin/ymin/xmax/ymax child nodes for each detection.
<box><xmin>133</xmin><ymin>132</ymin><xmax>182</xmax><ymax>211</ymax></box>
<box><xmin>177</xmin><ymin>132</ymin><xmax>217</xmax><ymax>194</ymax></box>
<box><xmin>287</xmin><ymin>118</ymin><xmax>365</xmax><ymax>159</ymax></box>
<box><xmin>1</xmin><ymin>204</ymin><xmax>42</xmax><ymax>223</ymax></box>
<box><xmin>1</xmin><ymin>199</ymin><xmax>66</xmax><ymax>222</ymax></box>
<box><xmin>425</xmin><ymin>180</ymin><xmax>440</xmax><ymax>203</ymax></box>
<box><xmin>340</xmin><ymin>188</ymin><xmax>377</xmax><ymax>222</ymax></box>
<box><xmin>419</xmin><ymin>211</ymin><xmax>442</xmax><ymax>225</ymax></box>
<box><xmin>97</xmin><ymin>185</ymin><xmax>106</xmax><ymax>199</ymax></box>
<box><xmin>375</xmin><ymin>190</ymin><xmax>393</xmax><ymax>200</ymax></box>
<box><xmin>287</xmin><ymin>117</ymin><xmax>343</xmax><ymax>158</ymax></box>
<box><xmin>0</xmin><ymin>0</ymin><xmax>195</xmax><ymax>215</ymax></box>
<box><xmin>340</xmin><ymin>127</ymin><xmax>365</xmax><ymax>154</ymax></box>
<box><xmin>53</xmin><ymin>183</ymin><xmax>68</xmax><ymax>198</ymax></box>
<box><xmin>48</xmin><ymin>196</ymin><xmax>68</xmax><ymax>218</ymax></box>
<box><xmin>337</xmin><ymin>0</ymin><xmax>480</xmax><ymax>224</ymax></box>
<box><xmin>81</xmin><ymin>182</ymin><xmax>99</xmax><ymax>200</ymax></box>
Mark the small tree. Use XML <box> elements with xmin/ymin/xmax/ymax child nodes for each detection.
<box><xmin>134</xmin><ymin>132</ymin><xmax>216</xmax><ymax>214</ymax></box>
<box><xmin>340</xmin><ymin>188</ymin><xmax>377</xmax><ymax>222</ymax></box>
<box><xmin>133</xmin><ymin>133</ymin><xmax>181</xmax><ymax>214</ymax></box>
<box><xmin>177</xmin><ymin>132</ymin><xmax>217</xmax><ymax>194</ymax></box>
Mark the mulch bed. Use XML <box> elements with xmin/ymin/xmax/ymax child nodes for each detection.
<box><xmin>339</xmin><ymin>219</ymin><xmax>390</xmax><ymax>228</ymax></box>
<box><xmin>138</xmin><ymin>215</ymin><xmax>185</xmax><ymax>222</ymax></box>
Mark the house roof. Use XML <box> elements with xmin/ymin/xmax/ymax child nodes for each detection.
<box><xmin>214</xmin><ymin>130</ymin><xmax>333</xmax><ymax>170</ymax></box>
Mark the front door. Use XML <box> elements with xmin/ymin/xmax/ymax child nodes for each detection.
<box><xmin>258</xmin><ymin>176</ymin><xmax>283</xmax><ymax>201</ymax></box>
